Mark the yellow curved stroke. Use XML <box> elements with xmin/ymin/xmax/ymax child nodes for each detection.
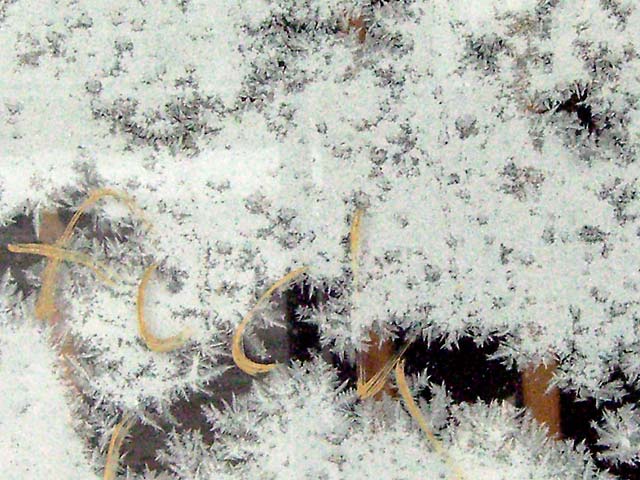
<box><xmin>103</xmin><ymin>413</ymin><xmax>136</xmax><ymax>480</ymax></box>
<box><xmin>356</xmin><ymin>342</ymin><xmax>410</xmax><ymax>400</ymax></box>
<box><xmin>7</xmin><ymin>243</ymin><xmax>118</xmax><ymax>286</ymax></box>
<box><xmin>350</xmin><ymin>208</ymin><xmax>364</xmax><ymax>290</ymax></box>
<box><xmin>395</xmin><ymin>359</ymin><xmax>465</xmax><ymax>480</ymax></box>
<box><xmin>35</xmin><ymin>188</ymin><xmax>150</xmax><ymax>321</ymax></box>
<box><xmin>137</xmin><ymin>264</ymin><xmax>192</xmax><ymax>352</ymax></box>
<box><xmin>232</xmin><ymin>267</ymin><xmax>307</xmax><ymax>376</ymax></box>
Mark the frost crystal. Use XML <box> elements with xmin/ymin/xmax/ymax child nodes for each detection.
<box><xmin>3</xmin><ymin>0</ymin><xmax>640</xmax><ymax>477</ymax></box>
<box><xmin>593</xmin><ymin>404</ymin><xmax>640</xmax><ymax>466</ymax></box>
<box><xmin>0</xmin><ymin>313</ymin><xmax>98</xmax><ymax>479</ymax></box>
<box><xmin>164</xmin><ymin>359</ymin><xmax>611</xmax><ymax>479</ymax></box>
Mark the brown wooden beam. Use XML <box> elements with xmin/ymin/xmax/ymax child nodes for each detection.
<box><xmin>358</xmin><ymin>331</ymin><xmax>396</xmax><ymax>399</ymax></box>
<box><xmin>521</xmin><ymin>360</ymin><xmax>562</xmax><ymax>438</ymax></box>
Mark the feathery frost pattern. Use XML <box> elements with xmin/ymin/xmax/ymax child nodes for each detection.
<box><xmin>1</xmin><ymin>0</ymin><xmax>640</xmax><ymax>477</ymax></box>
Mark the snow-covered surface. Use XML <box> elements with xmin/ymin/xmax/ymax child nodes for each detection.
<box><xmin>2</xmin><ymin>0</ymin><xmax>640</xmax><ymax>477</ymax></box>
<box><xmin>0</xmin><ymin>311</ymin><xmax>98</xmax><ymax>479</ymax></box>
<box><xmin>594</xmin><ymin>403</ymin><xmax>640</xmax><ymax>467</ymax></box>
<box><xmin>165</xmin><ymin>359</ymin><xmax>611</xmax><ymax>479</ymax></box>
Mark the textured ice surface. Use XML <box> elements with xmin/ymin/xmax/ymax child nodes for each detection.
<box><xmin>3</xmin><ymin>0</ymin><xmax>640</xmax><ymax>476</ymax></box>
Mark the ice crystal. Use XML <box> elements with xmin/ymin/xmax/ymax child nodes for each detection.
<box><xmin>3</xmin><ymin>0</ymin><xmax>640</xmax><ymax>477</ymax></box>
<box><xmin>0</xmin><ymin>310</ymin><xmax>98</xmax><ymax>479</ymax></box>
<box><xmin>593</xmin><ymin>404</ymin><xmax>640</xmax><ymax>466</ymax></box>
<box><xmin>164</xmin><ymin>358</ymin><xmax>611</xmax><ymax>479</ymax></box>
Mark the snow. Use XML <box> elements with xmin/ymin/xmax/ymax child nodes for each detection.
<box><xmin>164</xmin><ymin>358</ymin><xmax>611</xmax><ymax>479</ymax></box>
<box><xmin>2</xmin><ymin>0</ymin><xmax>640</xmax><ymax>477</ymax></box>
<box><xmin>0</xmin><ymin>313</ymin><xmax>98</xmax><ymax>480</ymax></box>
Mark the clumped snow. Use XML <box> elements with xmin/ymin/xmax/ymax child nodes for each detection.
<box><xmin>593</xmin><ymin>404</ymin><xmax>640</xmax><ymax>467</ymax></box>
<box><xmin>0</xmin><ymin>280</ymin><xmax>98</xmax><ymax>479</ymax></box>
<box><xmin>164</xmin><ymin>358</ymin><xmax>611</xmax><ymax>479</ymax></box>
<box><xmin>2</xmin><ymin>0</ymin><xmax>640</xmax><ymax>477</ymax></box>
